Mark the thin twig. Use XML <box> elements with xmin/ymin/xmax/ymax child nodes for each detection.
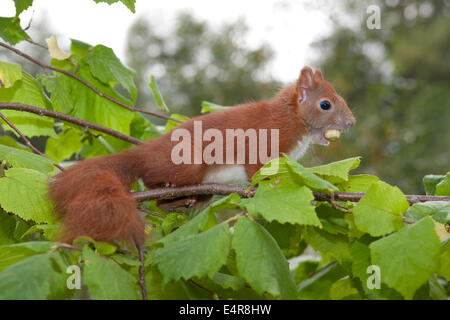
<box><xmin>0</xmin><ymin>41</ymin><xmax>180</xmax><ymax>123</ymax></box>
<box><xmin>0</xmin><ymin>111</ymin><xmax>64</xmax><ymax>171</ymax></box>
<box><xmin>139</xmin><ymin>206</ymin><xmax>165</xmax><ymax>219</ymax></box>
<box><xmin>25</xmin><ymin>39</ymin><xmax>47</xmax><ymax>50</ymax></box>
<box><xmin>136</xmin><ymin>242</ymin><xmax>147</xmax><ymax>300</ymax></box>
<box><xmin>0</xmin><ymin>102</ymin><xmax>142</xmax><ymax>145</ymax></box>
<box><xmin>132</xmin><ymin>184</ymin><xmax>450</xmax><ymax>205</ymax></box>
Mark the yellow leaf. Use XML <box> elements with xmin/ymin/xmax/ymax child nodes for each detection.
<box><xmin>45</xmin><ymin>35</ymin><xmax>71</xmax><ymax>60</ymax></box>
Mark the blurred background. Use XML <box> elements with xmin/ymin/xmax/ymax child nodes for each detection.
<box><xmin>0</xmin><ymin>0</ymin><xmax>449</xmax><ymax>194</ymax></box>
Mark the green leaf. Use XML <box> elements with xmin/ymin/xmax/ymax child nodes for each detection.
<box><xmin>438</xmin><ymin>240</ymin><xmax>450</xmax><ymax>281</ymax></box>
<box><xmin>340</xmin><ymin>174</ymin><xmax>380</xmax><ymax>192</ymax></box>
<box><xmin>92</xmin><ymin>0</ymin><xmax>136</xmax><ymax>13</ymax></box>
<box><xmin>163</xmin><ymin>113</ymin><xmax>190</xmax><ymax>133</ymax></box>
<box><xmin>435</xmin><ymin>173</ymin><xmax>450</xmax><ymax>196</ymax></box>
<box><xmin>370</xmin><ymin>217</ymin><xmax>441</xmax><ymax>299</ymax></box>
<box><xmin>0</xmin><ymin>72</ymin><xmax>56</xmax><ymax>137</ymax></box>
<box><xmin>0</xmin><ymin>144</ymin><xmax>54</xmax><ymax>174</ymax></box>
<box><xmin>309</xmin><ymin>157</ymin><xmax>361</xmax><ymax>183</ymax></box>
<box><xmin>45</xmin><ymin>128</ymin><xmax>84</xmax><ymax>163</ymax></box>
<box><xmin>84</xmin><ymin>45</ymin><xmax>137</xmax><ymax>102</ymax></box>
<box><xmin>152</xmin><ymin>222</ymin><xmax>231</xmax><ymax>283</ymax></box>
<box><xmin>40</xmin><ymin>64</ymin><xmax>135</xmax><ymax>135</ymax></box>
<box><xmin>0</xmin><ymin>210</ymin><xmax>16</xmax><ymax>245</ymax></box>
<box><xmin>0</xmin><ymin>60</ymin><xmax>22</xmax><ymax>87</ymax></box>
<box><xmin>212</xmin><ymin>272</ymin><xmax>246</xmax><ymax>291</ymax></box>
<box><xmin>231</xmin><ymin>217</ymin><xmax>297</xmax><ymax>299</ymax></box>
<box><xmin>161</xmin><ymin>213</ymin><xmax>188</xmax><ymax>235</ymax></box>
<box><xmin>294</xmin><ymin>260</ymin><xmax>319</xmax><ymax>284</ymax></box>
<box><xmin>0</xmin><ymin>251</ymin><xmax>71</xmax><ymax>299</ymax></box>
<box><xmin>13</xmin><ymin>0</ymin><xmax>33</xmax><ymax>16</ymax></box>
<box><xmin>0</xmin><ymin>17</ymin><xmax>29</xmax><ymax>45</ymax></box>
<box><xmin>251</xmin><ymin>156</ymin><xmax>338</xmax><ymax>192</ymax></box>
<box><xmin>423</xmin><ymin>174</ymin><xmax>445</xmax><ymax>196</ymax></box>
<box><xmin>21</xmin><ymin>224</ymin><xmax>59</xmax><ymax>241</ymax></box>
<box><xmin>243</xmin><ymin>178</ymin><xmax>320</xmax><ymax>226</ymax></box>
<box><xmin>0</xmin><ymin>241</ymin><xmax>56</xmax><ymax>272</ymax></box>
<box><xmin>158</xmin><ymin>194</ymin><xmax>238</xmax><ymax>246</ymax></box>
<box><xmin>329</xmin><ymin>277</ymin><xmax>359</xmax><ymax>300</ymax></box>
<box><xmin>353</xmin><ymin>181</ymin><xmax>409</xmax><ymax>236</ymax></box>
<box><xmin>82</xmin><ymin>246</ymin><xmax>141</xmax><ymax>299</ymax></box>
<box><xmin>0</xmin><ymin>168</ymin><xmax>55</xmax><ymax>223</ymax></box>
<box><xmin>70</xmin><ymin>39</ymin><xmax>92</xmax><ymax>57</ymax></box>
<box><xmin>315</xmin><ymin>203</ymin><xmax>349</xmax><ymax>235</ymax></box>
<box><xmin>297</xmin><ymin>261</ymin><xmax>347</xmax><ymax>300</ymax></box>
<box><xmin>405</xmin><ymin>201</ymin><xmax>450</xmax><ymax>224</ymax></box>
<box><xmin>201</xmin><ymin>101</ymin><xmax>230</xmax><ymax>114</ymax></box>
<box><xmin>149</xmin><ymin>75</ymin><xmax>169</xmax><ymax>113</ymax></box>
<box><xmin>303</xmin><ymin>227</ymin><xmax>353</xmax><ymax>264</ymax></box>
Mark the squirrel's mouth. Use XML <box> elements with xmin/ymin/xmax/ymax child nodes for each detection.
<box><xmin>310</xmin><ymin>128</ymin><xmax>343</xmax><ymax>146</ymax></box>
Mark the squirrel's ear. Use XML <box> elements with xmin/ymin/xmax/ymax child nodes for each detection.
<box><xmin>297</xmin><ymin>66</ymin><xmax>314</xmax><ymax>102</ymax></box>
<box><xmin>298</xmin><ymin>66</ymin><xmax>314</xmax><ymax>89</ymax></box>
<box><xmin>314</xmin><ymin>69</ymin><xmax>323</xmax><ymax>82</ymax></box>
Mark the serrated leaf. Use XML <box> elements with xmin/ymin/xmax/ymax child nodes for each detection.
<box><xmin>435</xmin><ymin>173</ymin><xmax>450</xmax><ymax>196</ymax></box>
<box><xmin>201</xmin><ymin>101</ymin><xmax>230</xmax><ymax>114</ymax></box>
<box><xmin>0</xmin><ymin>17</ymin><xmax>29</xmax><ymax>45</ymax></box>
<box><xmin>0</xmin><ymin>251</ymin><xmax>70</xmax><ymax>299</ymax></box>
<box><xmin>45</xmin><ymin>35</ymin><xmax>71</xmax><ymax>60</ymax></box>
<box><xmin>0</xmin><ymin>60</ymin><xmax>22</xmax><ymax>87</ymax></box>
<box><xmin>0</xmin><ymin>144</ymin><xmax>54</xmax><ymax>174</ymax></box>
<box><xmin>84</xmin><ymin>45</ymin><xmax>137</xmax><ymax>102</ymax></box>
<box><xmin>243</xmin><ymin>177</ymin><xmax>320</xmax><ymax>226</ymax></box>
<box><xmin>231</xmin><ymin>217</ymin><xmax>297</xmax><ymax>299</ymax></box>
<box><xmin>13</xmin><ymin>0</ymin><xmax>33</xmax><ymax>16</ymax></box>
<box><xmin>70</xmin><ymin>39</ymin><xmax>92</xmax><ymax>57</ymax></box>
<box><xmin>161</xmin><ymin>213</ymin><xmax>188</xmax><ymax>235</ymax></box>
<box><xmin>0</xmin><ymin>71</ymin><xmax>55</xmax><ymax>137</ymax></box>
<box><xmin>82</xmin><ymin>246</ymin><xmax>141</xmax><ymax>299</ymax></box>
<box><xmin>405</xmin><ymin>201</ymin><xmax>450</xmax><ymax>224</ymax></box>
<box><xmin>370</xmin><ymin>217</ymin><xmax>441</xmax><ymax>299</ymax></box>
<box><xmin>309</xmin><ymin>157</ymin><xmax>361</xmax><ymax>183</ymax></box>
<box><xmin>149</xmin><ymin>75</ymin><xmax>169</xmax><ymax>113</ymax></box>
<box><xmin>92</xmin><ymin>0</ymin><xmax>136</xmax><ymax>13</ymax></box>
<box><xmin>152</xmin><ymin>222</ymin><xmax>231</xmax><ymax>283</ymax></box>
<box><xmin>0</xmin><ymin>241</ymin><xmax>56</xmax><ymax>272</ymax></box>
<box><xmin>0</xmin><ymin>168</ymin><xmax>55</xmax><ymax>223</ymax></box>
<box><xmin>303</xmin><ymin>227</ymin><xmax>353</xmax><ymax>264</ymax></box>
<box><xmin>353</xmin><ymin>181</ymin><xmax>408</xmax><ymax>236</ymax></box>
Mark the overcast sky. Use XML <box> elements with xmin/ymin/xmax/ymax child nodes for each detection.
<box><xmin>0</xmin><ymin>0</ymin><xmax>338</xmax><ymax>81</ymax></box>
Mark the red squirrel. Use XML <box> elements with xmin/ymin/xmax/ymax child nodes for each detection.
<box><xmin>49</xmin><ymin>66</ymin><xmax>355</xmax><ymax>246</ymax></box>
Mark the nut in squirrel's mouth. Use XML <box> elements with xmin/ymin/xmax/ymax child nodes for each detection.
<box><xmin>310</xmin><ymin>128</ymin><xmax>343</xmax><ymax>146</ymax></box>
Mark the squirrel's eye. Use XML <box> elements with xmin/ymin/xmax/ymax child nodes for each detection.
<box><xmin>319</xmin><ymin>100</ymin><xmax>331</xmax><ymax>110</ymax></box>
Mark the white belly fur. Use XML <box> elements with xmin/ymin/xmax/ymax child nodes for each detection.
<box><xmin>202</xmin><ymin>164</ymin><xmax>248</xmax><ymax>184</ymax></box>
<box><xmin>287</xmin><ymin>135</ymin><xmax>312</xmax><ymax>161</ymax></box>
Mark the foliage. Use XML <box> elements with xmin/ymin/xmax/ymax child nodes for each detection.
<box><xmin>0</xmin><ymin>0</ymin><xmax>448</xmax><ymax>300</ymax></box>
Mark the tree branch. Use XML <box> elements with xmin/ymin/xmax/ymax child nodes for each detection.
<box><xmin>132</xmin><ymin>183</ymin><xmax>450</xmax><ymax>205</ymax></box>
<box><xmin>0</xmin><ymin>41</ymin><xmax>181</xmax><ymax>123</ymax></box>
<box><xmin>0</xmin><ymin>102</ymin><xmax>142</xmax><ymax>145</ymax></box>
<box><xmin>0</xmin><ymin>111</ymin><xmax>65</xmax><ymax>171</ymax></box>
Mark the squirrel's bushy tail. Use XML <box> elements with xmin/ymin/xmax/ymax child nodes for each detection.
<box><xmin>49</xmin><ymin>153</ymin><xmax>146</xmax><ymax>245</ymax></box>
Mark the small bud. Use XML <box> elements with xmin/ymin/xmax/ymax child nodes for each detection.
<box><xmin>324</xmin><ymin>129</ymin><xmax>341</xmax><ymax>142</ymax></box>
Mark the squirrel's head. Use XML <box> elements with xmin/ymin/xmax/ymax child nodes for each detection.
<box><xmin>296</xmin><ymin>66</ymin><xmax>355</xmax><ymax>146</ymax></box>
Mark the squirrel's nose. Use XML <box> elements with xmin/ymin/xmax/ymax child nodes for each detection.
<box><xmin>345</xmin><ymin>116</ymin><xmax>356</xmax><ymax>128</ymax></box>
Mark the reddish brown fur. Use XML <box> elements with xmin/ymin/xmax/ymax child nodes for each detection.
<box><xmin>49</xmin><ymin>66</ymin><xmax>355</xmax><ymax>246</ymax></box>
